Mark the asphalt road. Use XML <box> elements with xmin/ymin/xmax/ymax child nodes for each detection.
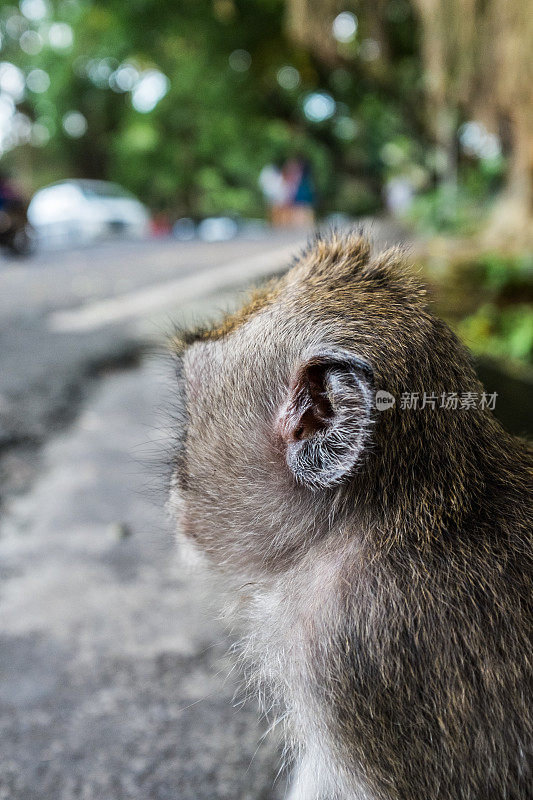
<box><xmin>0</xmin><ymin>232</ymin><xmax>314</xmax><ymax>800</ymax></box>
<box><xmin>0</xmin><ymin>232</ymin><xmax>306</xmax><ymax>500</ymax></box>
<box><xmin>0</xmin><ymin>357</ymin><xmax>288</xmax><ymax>800</ymax></box>
<box><xmin>1</xmin><ymin>224</ymin><xmax>528</xmax><ymax>800</ymax></box>
<box><xmin>0</xmin><ymin>233</ymin><xmax>301</xmax><ymax>317</ymax></box>
<box><xmin>0</xmin><ymin>221</ymin><xmax>414</xmax><ymax>799</ymax></box>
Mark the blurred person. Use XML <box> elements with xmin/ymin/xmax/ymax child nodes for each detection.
<box><xmin>279</xmin><ymin>158</ymin><xmax>316</xmax><ymax>227</ymax></box>
<box><xmin>259</xmin><ymin>162</ymin><xmax>286</xmax><ymax>226</ymax></box>
<box><xmin>291</xmin><ymin>158</ymin><xmax>316</xmax><ymax>227</ymax></box>
<box><xmin>261</xmin><ymin>157</ymin><xmax>316</xmax><ymax>228</ymax></box>
<box><xmin>0</xmin><ymin>169</ymin><xmax>22</xmax><ymax>211</ymax></box>
<box><xmin>0</xmin><ymin>169</ymin><xmax>32</xmax><ymax>256</ymax></box>
<box><xmin>279</xmin><ymin>158</ymin><xmax>302</xmax><ymax>226</ymax></box>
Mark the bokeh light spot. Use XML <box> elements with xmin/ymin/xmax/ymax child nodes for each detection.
<box><xmin>110</xmin><ymin>64</ymin><xmax>139</xmax><ymax>93</ymax></box>
<box><xmin>334</xmin><ymin>116</ymin><xmax>358</xmax><ymax>140</ymax></box>
<box><xmin>31</xmin><ymin>121</ymin><xmax>50</xmax><ymax>146</ymax></box>
<box><xmin>359</xmin><ymin>38</ymin><xmax>381</xmax><ymax>61</ymax></box>
<box><xmin>20</xmin><ymin>0</ymin><xmax>48</xmax><ymax>22</ymax></box>
<box><xmin>62</xmin><ymin>110</ymin><xmax>87</xmax><ymax>137</ymax></box>
<box><xmin>13</xmin><ymin>111</ymin><xmax>32</xmax><ymax>143</ymax></box>
<box><xmin>332</xmin><ymin>12</ymin><xmax>357</xmax><ymax>43</ymax></box>
<box><xmin>0</xmin><ymin>62</ymin><xmax>25</xmax><ymax>102</ymax></box>
<box><xmin>132</xmin><ymin>70</ymin><xmax>169</xmax><ymax>113</ymax></box>
<box><xmin>303</xmin><ymin>92</ymin><xmax>336</xmax><ymax>123</ymax></box>
<box><xmin>228</xmin><ymin>49</ymin><xmax>251</xmax><ymax>72</ymax></box>
<box><xmin>277</xmin><ymin>65</ymin><xmax>300</xmax><ymax>90</ymax></box>
<box><xmin>459</xmin><ymin>121</ymin><xmax>502</xmax><ymax>160</ymax></box>
<box><xmin>19</xmin><ymin>29</ymin><xmax>43</xmax><ymax>55</ymax></box>
<box><xmin>26</xmin><ymin>68</ymin><xmax>50</xmax><ymax>93</ymax></box>
<box><xmin>48</xmin><ymin>21</ymin><xmax>73</xmax><ymax>49</ymax></box>
<box><xmin>6</xmin><ymin>15</ymin><xmax>28</xmax><ymax>39</ymax></box>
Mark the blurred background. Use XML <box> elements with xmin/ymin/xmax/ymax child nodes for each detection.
<box><xmin>0</xmin><ymin>0</ymin><xmax>531</xmax><ymax>378</ymax></box>
<box><xmin>0</xmin><ymin>2</ymin><xmax>531</xmax><ymax>798</ymax></box>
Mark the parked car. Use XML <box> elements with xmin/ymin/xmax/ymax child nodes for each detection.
<box><xmin>27</xmin><ymin>180</ymin><xmax>150</xmax><ymax>249</ymax></box>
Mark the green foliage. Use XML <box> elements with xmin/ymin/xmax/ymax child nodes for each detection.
<box><xmin>3</xmin><ymin>0</ymin><xmax>508</xmax><ymax>227</ymax></box>
<box><xmin>473</xmin><ymin>252</ymin><xmax>533</xmax><ymax>293</ymax></box>
<box><xmin>408</xmin><ymin>184</ymin><xmax>484</xmax><ymax>234</ymax></box>
<box><xmin>462</xmin><ymin>155</ymin><xmax>505</xmax><ymax>199</ymax></box>
<box><xmin>438</xmin><ymin>251</ymin><xmax>533</xmax><ymax>366</ymax></box>
<box><xmin>406</xmin><ymin>154</ymin><xmax>507</xmax><ymax>235</ymax></box>
<box><xmin>458</xmin><ymin>304</ymin><xmax>533</xmax><ymax>364</ymax></box>
<box><xmin>2</xmin><ymin>0</ymin><xmax>422</xmax><ymax>217</ymax></box>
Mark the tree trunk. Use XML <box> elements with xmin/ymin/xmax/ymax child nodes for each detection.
<box><xmin>486</xmin><ymin>111</ymin><xmax>533</xmax><ymax>245</ymax></box>
<box><xmin>285</xmin><ymin>0</ymin><xmax>344</xmax><ymax>65</ymax></box>
<box><xmin>285</xmin><ymin>0</ymin><xmax>533</xmax><ymax>240</ymax></box>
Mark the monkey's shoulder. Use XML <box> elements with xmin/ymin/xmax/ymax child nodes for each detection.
<box><xmin>293</xmin><ymin>543</ymin><xmax>531</xmax><ymax>800</ymax></box>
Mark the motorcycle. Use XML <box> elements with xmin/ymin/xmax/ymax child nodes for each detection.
<box><xmin>0</xmin><ymin>200</ymin><xmax>34</xmax><ymax>257</ymax></box>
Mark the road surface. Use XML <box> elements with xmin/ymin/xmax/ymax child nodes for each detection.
<box><xmin>0</xmin><ymin>233</ymin><xmax>307</xmax><ymax>500</ymax></box>
<box><xmin>0</xmin><ymin>223</ymin><xmax>412</xmax><ymax>799</ymax></box>
<box><xmin>0</xmin><ymin>358</ymin><xmax>286</xmax><ymax>800</ymax></box>
<box><xmin>0</xmin><ymin>232</ymin><xmax>315</xmax><ymax>800</ymax></box>
<box><xmin>1</xmin><ymin>224</ymin><xmax>525</xmax><ymax>800</ymax></box>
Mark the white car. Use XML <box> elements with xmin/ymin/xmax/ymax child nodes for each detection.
<box><xmin>27</xmin><ymin>179</ymin><xmax>150</xmax><ymax>248</ymax></box>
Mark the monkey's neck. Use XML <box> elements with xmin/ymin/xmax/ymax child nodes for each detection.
<box><xmin>365</xmin><ymin>412</ymin><xmax>529</xmax><ymax>550</ymax></box>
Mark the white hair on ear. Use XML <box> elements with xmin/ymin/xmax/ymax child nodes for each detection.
<box><xmin>279</xmin><ymin>349</ymin><xmax>375</xmax><ymax>490</ymax></box>
<box><xmin>287</xmin><ymin>367</ymin><xmax>374</xmax><ymax>489</ymax></box>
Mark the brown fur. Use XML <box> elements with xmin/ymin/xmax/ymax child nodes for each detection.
<box><xmin>170</xmin><ymin>233</ymin><xmax>532</xmax><ymax>800</ymax></box>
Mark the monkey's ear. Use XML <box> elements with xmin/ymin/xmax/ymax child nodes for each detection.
<box><xmin>276</xmin><ymin>350</ymin><xmax>374</xmax><ymax>489</ymax></box>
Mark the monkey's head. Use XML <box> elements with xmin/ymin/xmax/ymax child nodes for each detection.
<box><xmin>171</xmin><ymin>233</ymin><xmax>492</xmax><ymax>575</ymax></box>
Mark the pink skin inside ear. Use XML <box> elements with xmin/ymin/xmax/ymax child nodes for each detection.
<box><xmin>276</xmin><ymin>369</ymin><xmax>333</xmax><ymax>444</ymax></box>
<box><xmin>276</xmin><ymin>396</ymin><xmax>305</xmax><ymax>444</ymax></box>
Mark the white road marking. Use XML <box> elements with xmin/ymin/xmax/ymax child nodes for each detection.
<box><xmin>48</xmin><ymin>242</ymin><xmax>303</xmax><ymax>333</ymax></box>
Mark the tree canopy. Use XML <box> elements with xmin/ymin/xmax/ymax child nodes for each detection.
<box><xmin>2</xmin><ymin>0</ymin><xmax>422</xmax><ymax>217</ymax></box>
<box><xmin>1</xmin><ymin>0</ymin><xmax>531</xmax><ymax>235</ymax></box>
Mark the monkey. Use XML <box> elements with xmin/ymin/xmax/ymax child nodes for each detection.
<box><xmin>169</xmin><ymin>232</ymin><xmax>532</xmax><ymax>800</ymax></box>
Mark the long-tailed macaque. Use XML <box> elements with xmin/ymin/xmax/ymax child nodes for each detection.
<box><xmin>170</xmin><ymin>234</ymin><xmax>532</xmax><ymax>800</ymax></box>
